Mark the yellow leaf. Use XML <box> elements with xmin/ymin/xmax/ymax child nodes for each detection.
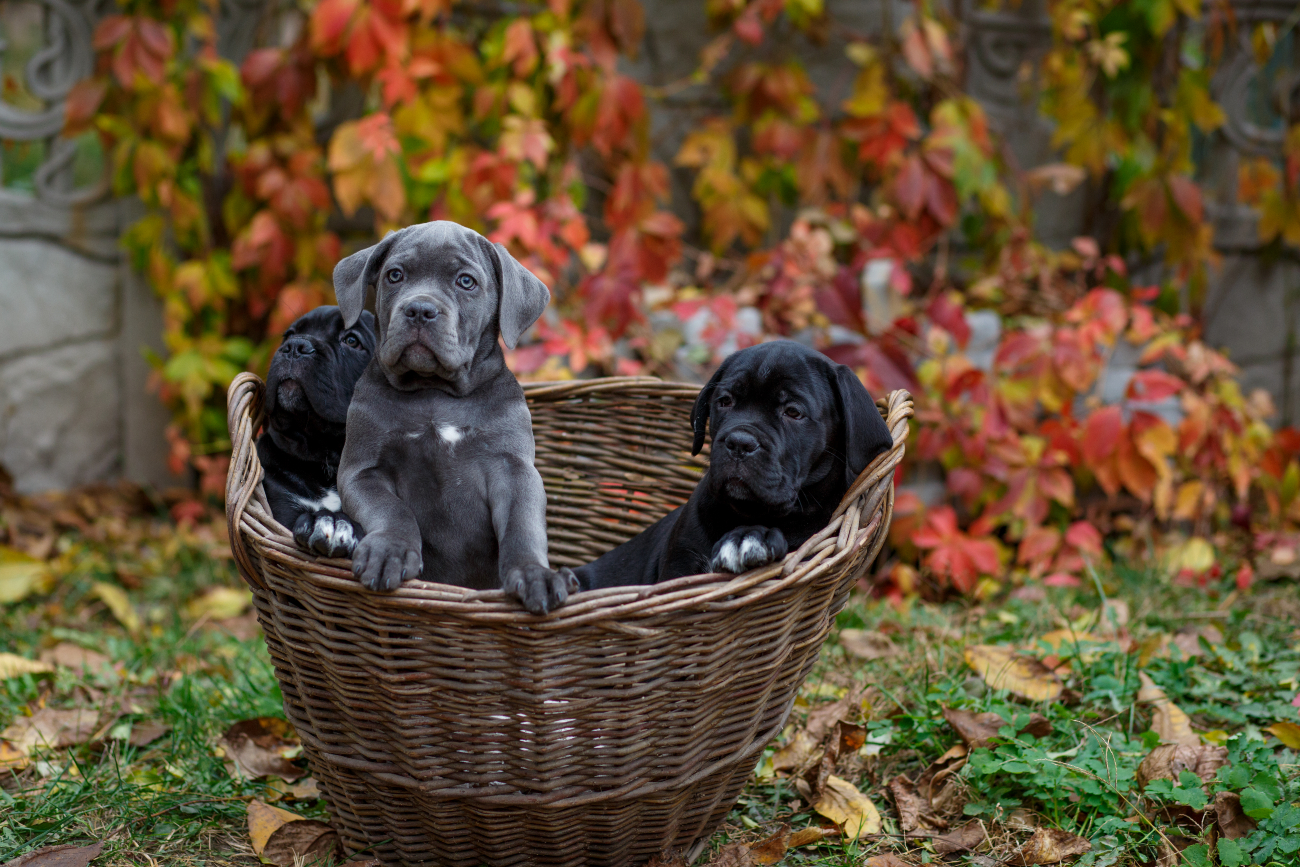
<box><xmin>0</xmin><ymin>546</ymin><xmax>51</xmax><ymax>603</ymax></box>
<box><xmin>0</xmin><ymin>653</ymin><xmax>55</xmax><ymax>680</ymax></box>
<box><xmin>1166</xmin><ymin>537</ymin><xmax>1215</xmax><ymax>574</ymax></box>
<box><xmin>92</xmin><ymin>581</ymin><xmax>142</xmax><ymax>637</ymax></box>
<box><xmin>812</xmin><ymin>775</ymin><xmax>881</xmax><ymax>841</ymax></box>
<box><xmin>186</xmin><ymin>586</ymin><xmax>252</xmax><ymax>621</ymax></box>
<box><xmin>964</xmin><ymin>645</ymin><xmax>1063</xmax><ymax>702</ymax></box>
<box><xmin>247</xmin><ymin>799</ymin><xmax>306</xmax><ymax>855</ymax></box>
<box><xmin>1266</xmin><ymin>721</ymin><xmax>1300</xmax><ymax>749</ymax></box>
<box><xmin>1138</xmin><ymin>672</ymin><xmax>1199</xmax><ymax>746</ymax></box>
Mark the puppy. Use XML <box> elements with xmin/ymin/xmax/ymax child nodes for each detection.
<box><xmin>258</xmin><ymin>306</ymin><xmax>376</xmax><ymax>558</ymax></box>
<box><xmin>333</xmin><ymin>221</ymin><xmax>578</xmax><ymax>614</ymax></box>
<box><xmin>574</xmin><ymin>341</ymin><xmax>894</xmax><ymax>589</ymax></box>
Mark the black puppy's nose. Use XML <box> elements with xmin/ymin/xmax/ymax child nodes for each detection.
<box><xmin>404</xmin><ymin>301</ymin><xmax>440</xmax><ymax>323</ymax></box>
<box><xmin>280</xmin><ymin>336</ymin><xmax>315</xmax><ymax>357</ymax></box>
<box><xmin>724</xmin><ymin>430</ymin><xmax>760</xmax><ymax>457</ymax></box>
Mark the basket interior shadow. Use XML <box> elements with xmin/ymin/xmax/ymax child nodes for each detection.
<box><xmin>225</xmin><ymin>374</ymin><xmax>912</xmax><ymax>867</ymax></box>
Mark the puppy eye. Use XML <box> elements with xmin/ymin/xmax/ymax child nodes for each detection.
<box><xmin>456</xmin><ymin>274</ymin><xmax>477</xmax><ymax>291</ymax></box>
<box><xmin>784</xmin><ymin>407</ymin><xmax>803</xmax><ymax>420</ymax></box>
<box><xmin>716</xmin><ymin>395</ymin><xmax>733</xmax><ymax>408</ymax></box>
<box><xmin>386</xmin><ymin>268</ymin><xmax>403</xmax><ymax>283</ymax></box>
<box><xmin>343</xmin><ymin>334</ymin><xmax>360</xmax><ymax>348</ymax></box>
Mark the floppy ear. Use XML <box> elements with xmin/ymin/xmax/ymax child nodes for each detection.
<box><xmin>690</xmin><ymin>358</ymin><xmax>729</xmax><ymax>456</ymax></box>
<box><xmin>332</xmin><ymin>233</ymin><xmax>398</xmax><ymax>328</ymax></box>
<box><xmin>833</xmin><ymin>364</ymin><xmax>894</xmax><ymax>486</ymax></box>
<box><xmin>492</xmin><ymin>242</ymin><xmax>551</xmax><ymax>349</ymax></box>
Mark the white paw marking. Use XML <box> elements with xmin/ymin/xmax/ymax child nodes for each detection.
<box><xmin>333</xmin><ymin>520</ymin><xmax>355</xmax><ymax>552</ymax></box>
<box><xmin>438</xmin><ymin>424</ymin><xmax>463</xmax><ymax>444</ymax></box>
<box><xmin>715</xmin><ymin>540</ymin><xmax>741</xmax><ymax>572</ymax></box>
<box><xmin>295</xmin><ymin>489</ymin><xmax>342</xmax><ymax>513</ymax></box>
<box><xmin>739</xmin><ymin>535</ymin><xmax>769</xmax><ymax>566</ymax></box>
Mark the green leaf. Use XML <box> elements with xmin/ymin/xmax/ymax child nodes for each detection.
<box><xmin>1180</xmin><ymin>844</ymin><xmax>1212</xmax><ymax>867</ymax></box>
<box><xmin>1239</xmin><ymin>787</ymin><xmax>1274</xmax><ymax>820</ymax></box>
<box><xmin>1217</xmin><ymin>837</ymin><xmax>1247</xmax><ymax>867</ymax></box>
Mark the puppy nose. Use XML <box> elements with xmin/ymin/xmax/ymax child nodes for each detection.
<box><xmin>281</xmin><ymin>336</ymin><xmax>315</xmax><ymax>357</ymax></box>
<box><xmin>404</xmin><ymin>301</ymin><xmax>440</xmax><ymax>323</ymax></box>
<box><xmin>724</xmin><ymin>430</ymin><xmax>760</xmax><ymax>457</ymax></box>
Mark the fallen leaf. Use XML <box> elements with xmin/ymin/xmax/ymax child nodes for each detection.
<box><xmin>186</xmin><ymin>586</ymin><xmax>252</xmax><ymax>621</ymax></box>
<box><xmin>787</xmin><ymin>826</ymin><xmax>834</xmax><ymax>847</ymax></box>
<box><xmin>806</xmin><ymin>720</ymin><xmax>866</xmax><ymax>801</ymax></box>
<box><xmin>645</xmin><ymin>853</ymin><xmax>688</xmax><ymax>867</ymax></box>
<box><xmin>125</xmin><ymin>721</ymin><xmax>171</xmax><ymax>747</ymax></box>
<box><xmin>0</xmin><ymin>653</ymin><xmax>55</xmax><ymax>680</ymax></box>
<box><xmin>964</xmin><ymin>645</ymin><xmax>1063</xmax><ymax>702</ymax></box>
<box><xmin>1137</xmin><ymin>672</ymin><xmax>1199</xmax><ymax>746</ymax></box>
<box><xmin>247</xmin><ymin>800</ymin><xmax>339</xmax><ymax>867</ymax></box>
<box><xmin>1005</xmin><ymin>808</ymin><xmax>1037</xmax><ymax>831</ymax></box>
<box><xmin>290</xmin><ymin>776</ymin><xmax>322</xmax><ymax>799</ymax></box>
<box><xmin>840</xmin><ymin>629</ymin><xmax>898</xmax><ymax>660</ymax></box>
<box><xmin>1008</xmin><ymin>827</ymin><xmax>1091</xmax><ymax>864</ymax></box>
<box><xmin>810</xmin><ymin>775</ymin><xmax>881</xmax><ymax>841</ymax></box>
<box><xmin>1172</xmin><ymin>625</ymin><xmax>1223</xmax><ymax>658</ymax></box>
<box><xmin>804</xmin><ymin>685</ymin><xmax>868</xmax><ymax>742</ymax></box>
<box><xmin>0</xmin><ymin>739</ymin><xmax>29</xmax><ymax>771</ymax></box>
<box><xmin>1</xmin><ymin>708</ymin><xmax>101</xmax><ymax>753</ymax></box>
<box><xmin>1266</xmin><ymin>720</ymin><xmax>1300</xmax><ymax>749</ymax></box>
<box><xmin>747</xmin><ymin>825</ymin><xmax>789</xmax><ymax>865</ymax></box>
<box><xmin>0</xmin><ymin>546</ymin><xmax>52</xmax><ymax>603</ymax></box>
<box><xmin>91</xmin><ymin>581</ymin><xmax>141</xmax><ymax>637</ymax></box>
<box><xmin>865</xmin><ymin>855</ymin><xmax>915</xmax><ymax>867</ymax></box>
<box><xmin>39</xmin><ymin>643</ymin><xmax>111</xmax><ymax>675</ymax></box>
<box><xmin>889</xmin><ymin>773</ymin><xmax>948</xmax><ymax>835</ymax></box>
<box><xmin>1135</xmin><ymin>743</ymin><xmax>1228</xmax><ymax>790</ymax></box>
<box><xmin>3</xmin><ymin>842</ymin><xmax>104</xmax><ymax>867</ymax></box>
<box><xmin>773</xmin><ymin>729</ymin><xmax>818</xmax><ymax>773</ymax></box>
<box><xmin>223</xmin><ymin>718</ymin><xmax>306</xmax><ymax>781</ymax></box>
<box><xmin>942</xmin><ymin>707</ymin><xmax>1053</xmax><ymax>750</ymax></box>
<box><xmin>933</xmin><ymin>820</ymin><xmax>988</xmax><ymax>855</ymax></box>
<box><xmin>703</xmin><ymin>843</ymin><xmax>754</xmax><ymax>867</ymax></box>
<box><xmin>1214</xmin><ymin>791</ymin><xmax>1258</xmax><ymax>840</ymax></box>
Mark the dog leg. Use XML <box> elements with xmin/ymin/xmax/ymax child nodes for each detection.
<box><xmin>490</xmin><ymin>457</ymin><xmax>578</xmax><ymax>614</ymax></box>
<box><xmin>292</xmin><ymin>511</ymin><xmax>361</xmax><ymax>558</ymax></box>
<box><xmin>710</xmin><ymin>526</ymin><xmax>788</xmax><ymax>573</ymax></box>
<box><xmin>340</xmin><ymin>468</ymin><xmax>423</xmax><ymax>591</ymax></box>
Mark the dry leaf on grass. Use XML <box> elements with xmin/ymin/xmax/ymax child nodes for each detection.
<box><xmin>1007</xmin><ymin>828</ymin><xmax>1091</xmax><ymax>865</ymax></box>
<box><xmin>0</xmin><ymin>545</ymin><xmax>52</xmax><ymax>604</ymax></box>
<box><xmin>804</xmin><ymin>685</ymin><xmax>868</xmax><ymax>743</ymax></box>
<box><xmin>1135</xmin><ymin>743</ymin><xmax>1228</xmax><ymax>790</ymax></box>
<box><xmin>704</xmin><ymin>843</ymin><xmax>755</xmax><ymax>867</ymax></box>
<box><xmin>123</xmin><ymin>721</ymin><xmax>171</xmax><ymax>748</ymax></box>
<box><xmin>1172</xmin><ymin>625</ymin><xmax>1223</xmax><ymax>658</ymax></box>
<box><xmin>889</xmin><ymin>774</ymin><xmax>948</xmax><ymax>835</ymax></box>
<box><xmin>964</xmin><ymin>645</ymin><xmax>1062</xmax><ymax>702</ymax></box>
<box><xmin>806</xmin><ymin>720</ymin><xmax>865</xmax><ymax>800</ymax></box>
<box><xmin>809</xmin><ymin>775</ymin><xmax>881</xmax><ymax>841</ymax></box>
<box><xmin>247</xmin><ymin>799</ymin><xmax>339</xmax><ymax>867</ymax></box>
<box><xmin>942</xmin><ymin>707</ymin><xmax>1053</xmax><ymax>750</ymax></box>
<box><xmin>3</xmin><ymin>842</ymin><xmax>104</xmax><ymax>867</ymax></box>
<box><xmin>185</xmin><ymin>585</ymin><xmax>252</xmax><ymax>620</ymax></box>
<box><xmin>1137</xmin><ymin>673</ymin><xmax>1199</xmax><ymax>746</ymax></box>
<box><xmin>91</xmin><ymin>581</ymin><xmax>141</xmax><ymax>637</ymax></box>
<box><xmin>222</xmin><ymin>717</ymin><xmax>305</xmax><ymax>781</ymax></box>
<box><xmin>933</xmin><ymin>820</ymin><xmax>988</xmax><ymax>855</ymax></box>
<box><xmin>1214</xmin><ymin>791</ymin><xmax>1258</xmax><ymax>840</ymax></box>
<box><xmin>840</xmin><ymin>629</ymin><xmax>898</xmax><ymax>660</ymax></box>
<box><xmin>645</xmin><ymin>852</ymin><xmax>688</xmax><ymax>867</ymax></box>
<box><xmin>39</xmin><ymin>643</ymin><xmax>111</xmax><ymax>675</ymax></box>
<box><xmin>1</xmin><ymin>708</ymin><xmax>101</xmax><ymax>753</ymax></box>
<box><xmin>1266</xmin><ymin>720</ymin><xmax>1300</xmax><ymax>748</ymax></box>
<box><xmin>0</xmin><ymin>739</ymin><xmax>29</xmax><ymax>771</ymax></box>
<box><xmin>0</xmin><ymin>653</ymin><xmax>54</xmax><ymax>681</ymax></box>
<box><xmin>865</xmin><ymin>855</ymin><xmax>916</xmax><ymax>867</ymax></box>
<box><xmin>773</xmin><ymin>729</ymin><xmax>818</xmax><ymax>773</ymax></box>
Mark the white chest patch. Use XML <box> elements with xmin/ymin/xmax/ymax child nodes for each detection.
<box><xmin>438</xmin><ymin>425</ymin><xmax>464</xmax><ymax>444</ymax></box>
<box><xmin>295</xmin><ymin>489</ymin><xmax>342</xmax><ymax>513</ymax></box>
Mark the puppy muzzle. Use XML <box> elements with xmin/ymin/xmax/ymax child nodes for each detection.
<box><xmin>381</xmin><ymin>298</ymin><xmax>469</xmax><ymax>376</ymax></box>
<box><xmin>710</xmin><ymin>426</ymin><xmax>800</xmax><ymax>512</ymax></box>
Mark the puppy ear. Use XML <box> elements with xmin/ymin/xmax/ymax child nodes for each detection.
<box><xmin>833</xmin><ymin>364</ymin><xmax>894</xmax><ymax>486</ymax></box>
<box><xmin>492</xmin><ymin>242</ymin><xmax>550</xmax><ymax>349</ymax></box>
<box><xmin>333</xmin><ymin>233</ymin><xmax>398</xmax><ymax>328</ymax></box>
<box><xmin>690</xmin><ymin>358</ymin><xmax>729</xmax><ymax>456</ymax></box>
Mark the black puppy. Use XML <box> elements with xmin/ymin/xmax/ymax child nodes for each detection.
<box><xmin>574</xmin><ymin>341</ymin><xmax>894</xmax><ymax>588</ymax></box>
<box><xmin>258</xmin><ymin>305</ymin><xmax>376</xmax><ymax>558</ymax></box>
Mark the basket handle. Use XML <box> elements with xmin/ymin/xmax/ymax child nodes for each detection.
<box><xmin>225</xmin><ymin>372</ymin><xmax>269</xmax><ymax>591</ymax></box>
<box><xmin>833</xmin><ymin>388</ymin><xmax>912</xmax><ymax>520</ymax></box>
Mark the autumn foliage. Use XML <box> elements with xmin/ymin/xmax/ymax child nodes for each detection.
<box><xmin>65</xmin><ymin>0</ymin><xmax>1300</xmax><ymax>595</ymax></box>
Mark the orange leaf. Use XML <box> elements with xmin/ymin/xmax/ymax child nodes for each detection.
<box><xmin>1127</xmin><ymin>370</ymin><xmax>1184</xmax><ymax>402</ymax></box>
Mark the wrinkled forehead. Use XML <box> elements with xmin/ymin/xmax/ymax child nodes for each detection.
<box><xmin>725</xmin><ymin>349</ymin><xmax>832</xmax><ymax>408</ymax></box>
<box><xmin>291</xmin><ymin>306</ymin><xmax>344</xmax><ymax>335</ymax></box>
<box><xmin>384</xmin><ymin>223</ymin><xmax>493</xmax><ymax>274</ymax></box>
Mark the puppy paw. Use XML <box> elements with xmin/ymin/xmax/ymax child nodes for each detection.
<box><xmin>352</xmin><ymin>532</ymin><xmax>422</xmax><ymax>592</ymax></box>
<box><xmin>710</xmin><ymin>526</ymin><xmax>788</xmax><ymax>573</ymax></box>
<box><xmin>503</xmin><ymin>564</ymin><xmax>579</xmax><ymax>615</ymax></box>
<box><xmin>292</xmin><ymin>510</ymin><xmax>360</xmax><ymax>559</ymax></box>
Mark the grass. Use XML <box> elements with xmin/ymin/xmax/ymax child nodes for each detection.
<box><xmin>2</xmin><ymin>522</ymin><xmax>1299</xmax><ymax>866</ymax></box>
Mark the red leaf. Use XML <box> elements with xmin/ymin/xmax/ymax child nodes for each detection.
<box><xmin>927</xmin><ymin>292</ymin><xmax>970</xmax><ymax>348</ymax></box>
<box><xmin>1169</xmin><ymin>175</ymin><xmax>1203</xmax><ymax>222</ymax></box>
<box><xmin>1126</xmin><ymin>369</ymin><xmax>1184</xmax><ymax>402</ymax></box>
<box><xmin>310</xmin><ymin>0</ymin><xmax>359</xmax><ymax>53</ymax></box>
<box><xmin>93</xmin><ymin>15</ymin><xmax>133</xmax><ymax>50</ymax></box>
<box><xmin>1081</xmin><ymin>406</ymin><xmax>1123</xmax><ymax>464</ymax></box>
<box><xmin>64</xmin><ymin>79</ymin><xmax>107</xmax><ymax>134</ymax></box>
<box><xmin>1064</xmin><ymin>521</ymin><xmax>1103</xmax><ymax>556</ymax></box>
<box><xmin>894</xmin><ymin>155</ymin><xmax>926</xmax><ymax>220</ymax></box>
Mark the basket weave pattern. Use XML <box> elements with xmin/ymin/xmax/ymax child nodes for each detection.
<box><xmin>225</xmin><ymin>374</ymin><xmax>912</xmax><ymax>867</ymax></box>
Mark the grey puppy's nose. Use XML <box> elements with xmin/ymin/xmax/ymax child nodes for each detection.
<box><xmin>281</xmin><ymin>336</ymin><xmax>315</xmax><ymax>357</ymax></box>
<box><xmin>404</xmin><ymin>301</ymin><xmax>440</xmax><ymax>323</ymax></box>
<box><xmin>724</xmin><ymin>430</ymin><xmax>760</xmax><ymax>457</ymax></box>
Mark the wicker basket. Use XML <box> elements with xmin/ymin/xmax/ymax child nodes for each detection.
<box><xmin>225</xmin><ymin>373</ymin><xmax>912</xmax><ymax>867</ymax></box>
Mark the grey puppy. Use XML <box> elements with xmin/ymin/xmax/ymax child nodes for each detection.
<box><xmin>333</xmin><ymin>221</ymin><xmax>577</xmax><ymax>614</ymax></box>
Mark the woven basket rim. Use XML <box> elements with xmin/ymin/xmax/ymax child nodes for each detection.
<box><xmin>225</xmin><ymin>372</ymin><xmax>912</xmax><ymax>626</ymax></box>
